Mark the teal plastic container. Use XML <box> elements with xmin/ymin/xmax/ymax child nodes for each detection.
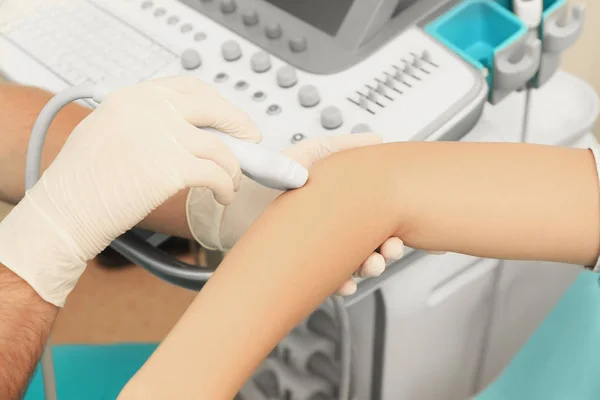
<box><xmin>425</xmin><ymin>0</ymin><xmax>526</xmax><ymax>93</ymax></box>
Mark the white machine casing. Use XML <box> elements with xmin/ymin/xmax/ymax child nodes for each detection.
<box><xmin>0</xmin><ymin>0</ymin><xmax>598</xmax><ymax>399</ymax></box>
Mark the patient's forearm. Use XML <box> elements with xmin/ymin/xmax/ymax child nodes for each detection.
<box><xmin>118</xmin><ymin>144</ymin><xmax>400</xmax><ymax>399</ymax></box>
<box><xmin>394</xmin><ymin>142</ymin><xmax>600</xmax><ymax>266</ymax></box>
<box><xmin>119</xmin><ymin>141</ymin><xmax>600</xmax><ymax>399</ymax></box>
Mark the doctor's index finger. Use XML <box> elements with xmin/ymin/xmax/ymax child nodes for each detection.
<box><xmin>145</xmin><ymin>76</ymin><xmax>263</xmax><ymax>143</ymax></box>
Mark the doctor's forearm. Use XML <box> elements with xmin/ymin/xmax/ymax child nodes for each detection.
<box><xmin>0</xmin><ymin>263</ymin><xmax>57</xmax><ymax>400</ymax></box>
<box><xmin>0</xmin><ymin>83</ymin><xmax>192</xmax><ymax>238</ymax></box>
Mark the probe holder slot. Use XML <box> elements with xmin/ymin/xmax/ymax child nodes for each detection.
<box><xmin>535</xmin><ymin>1</ymin><xmax>585</xmax><ymax>87</ymax></box>
<box><xmin>492</xmin><ymin>0</ymin><xmax>585</xmax><ymax>88</ymax></box>
<box><xmin>426</xmin><ymin>0</ymin><xmax>540</xmax><ymax>104</ymax></box>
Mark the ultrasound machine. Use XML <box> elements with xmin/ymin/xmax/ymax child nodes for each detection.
<box><xmin>0</xmin><ymin>0</ymin><xmax>597</xmax><ymax>399</ymax></box>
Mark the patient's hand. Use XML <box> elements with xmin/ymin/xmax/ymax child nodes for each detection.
<box><xmin>186</xmin><ymin>134</ymin><xmax>405</xmax><ymax>295</ymax></box>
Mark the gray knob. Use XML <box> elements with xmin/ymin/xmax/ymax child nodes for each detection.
<box><xmin>320</xmin><ymin>106</ymin><xmax>343</xmax><ymax>130</ymax></box>
<box><xmin>220</xmin><ymin>0</ymin><xmax>236</xmax><ymax>13</ymax></box>
<box><xmin>265</xmin><ymin>23</ymin><xmax>282</xmax><ymax>39</ymax></box>
<box><xmin>422</xmin><ymin>49</ymin><xmax>432</xmax><ymax>63</ymax></box>
<box><xmin>358</xmin><ymin>94</ymin><xmax>368</xmax><ymax>109</ymax></box>
<box><xmin>376</xmin><ymin>82</ymin><xmax>386</xmax><ymax>94</ymax></box>
<box><xmin>403</xmin><ymin>61</ymin><xmax>414</xmax><ymax>75</ymax></box>
<box><xmin>394</xmin><ymin>69</ymin><xmax>403</xmax><ymax>81</ymax></box>
<box><xmin>351</xmin><ymin>123</ymin><xmax>371</xmax><ymax>133</ymax></box>
<box><xmin>289</xmin><ymin>37</ymin><xmax>307</xmax><ymax>52</ymax></box>
<box><xmin>276</xmin><ymin>65</ymin><xmax>297</xmax><ymax>88</ymax></box>
<box><xmin>298</xmin><ymin>85</ymin><xmax>320</xmax><ymax>107</ymax></box>
<box><xmin>251</xmin><ymin>51</ymin><xmax>271</xmax><ymax>72</ymax></box>
<box><xmin>367</xmin><ymin>89</ymin><xmax>377</xmax><ymax>102</ymax></box>
<box><xmin>412</xmin><ymin>53</ymin><xmax>423</xmax><ymax>68</ymax></box>
<box><xmin>221</xmin><ymin>40</ymin><xmax>242</xmax><ymax>61</ymax></box>
<box><xmin>384</xmin><ymin>74</ymin><xmax>395</xmax><ymax>88</ymax></box>
<box><xmin>242</xmin><ymin>9</ymin><xmax>259</xmax><ymax>26</ymax></box>
<box><xmin>181</xmin><ymin>49</ymin><xmax>202</xmax><ymax>70</ymax></box>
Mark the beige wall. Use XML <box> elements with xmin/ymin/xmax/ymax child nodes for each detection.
<box><xmin>562</xmin><ymin>0</ymin><xmax>600</xmax><ymax>137</ymax></box>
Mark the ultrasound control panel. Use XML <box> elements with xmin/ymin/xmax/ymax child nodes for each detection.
<box><xmin>0</xmin><ymin>0</ymin><xmax>487</xmax><ymax>150</ymax></box>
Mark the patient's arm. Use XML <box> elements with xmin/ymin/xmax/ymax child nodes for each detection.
<box><xmin>118</xmin><ymin>141</ymin><xmax>600</xmax><ymax>399</ymax></box>
<box><xmin>0</xmin><ymin>83</ymin><xmax>192</xmax><ymax>237</ymax></box>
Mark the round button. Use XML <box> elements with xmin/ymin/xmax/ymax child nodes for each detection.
<box><xmin>251</xmin><ymin>51</ymin><xmax>271</xmax><ymax>73</ymax></box>
<box><xmin>220</xmin><ymin>0</ymin><xmax>236</xmax><ymax>13</ymax></box>
<box><xmin>235</xmin><ymin>80</ymin><xmax>249</xmax><ymax>90</ymax></box>
<box><xmin>351</xmin><ymin>123</ymin><xmax>371</xmax><ymax>133</ymax></box>
<box><xmin>141</xmin><ymin>1</ymin><xmax>153</xmax><ymax>9</ymax></box>
<box><xmin>298</xmin><ymin>85</ymin><xmax>320</xmax><ymax>107</ymax></box>
<box><xmin>289</xmin><ymin>37</ymin><xmax>307</xmax><ymax>53</ymax></box>
<box><xmin>167</xmin><ymin>15</ymin><xmax>179</xmax><ymax>25</ymax></box>
<box><xmin>320</xmin><ymin>106</ymin><xmax>343</xmax><ymax>130</ymax></box>
<box><xmin>181</xmin><ymin>49</ymin><xmax>202</xmax><ymax>70</ymax></box>
<box><xmin>265</xmin><ymin>24</ymin><xmax>282</xmax><ymax>39</ymax></box>
<box><xmin>215</xmin><ymin>72</ymin><xmax>229</xmax><ymax>82</ymax></box>
<box><xmin>180</xmin><ymin>23</ymin><xmax>193</xmax><ymax>33</ymax></box>
<box><xmin>221</xmin><ymin>40</ymin><xmax>242</xmax><ymax>61</ymax></box>
<box><xmin>253</xmin><ymin>91</ymin><xmax>267</xmax><ymax>102</ymax></box>
<box><xmin>291</xmin><ymin>133</ymin><xmax>305</xmax><ymax>143</ymax></box>
<box><xmin>242</xmin><ymin>9</ymin><xmax>259</xmax><ymax>26</ymax></box>
<box><xmin>194</xmin><ymin>32</ymin><xmax>207</xmax><ymax>41</ymax></box>
<box><xmin>154</xmin><ymin>7</ymin><xmax>166</xmax><ymax>16</ymax></box>
<box><xmin>267</xmin><ymin>104</ymin><xmax>281</xmax><ymax>115</ymax></box>
<box><xmin>276</xmin><ymin>65</ymin><xmax>297</xmax><ymax>88</ymax></box>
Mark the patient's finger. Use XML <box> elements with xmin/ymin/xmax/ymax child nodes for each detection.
<box><xmin>336</xmin><ymin>279</ymin><xmax>358</xmax><ymax>296</ymax></box>
<box><xmin>379</xmin><ymin>237</ymin><xmax>405</xmax><ymax>261</ymax></box>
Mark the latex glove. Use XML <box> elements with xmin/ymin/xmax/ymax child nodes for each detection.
<box><xmin>0</xmin><ymin>76</ymin><xmax>261</xmax><ymax>307</ymax></box>
<box><xmin>186</xmin><ymin>134</ymin><xmax>406</xmax><ymax>296</ymax></box>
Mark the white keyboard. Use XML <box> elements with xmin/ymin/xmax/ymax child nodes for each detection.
<box><xmin>0</xmin><ymin>0</ymin><xmax>177</xmax><ymax>86</ymax></box>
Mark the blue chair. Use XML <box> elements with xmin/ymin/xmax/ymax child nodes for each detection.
<box><xmin>477</xmin><ymin>270</ymin><xmax>600</xmax><ymax>399</ymax></box>
<box><xmin>25</xmin><ymin>343</ymin><xmax>157</xmax><ymax>400</ymax></box>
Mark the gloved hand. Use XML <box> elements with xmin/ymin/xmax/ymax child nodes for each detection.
<box><xmin>0</xmin><ymin>76</ymin><xmax>261</xmax><ymax>307</ymax></box>
<box><xmin>187</xmin><ymin>134</ymin><xmax>406</xmax><ymax>296</ymax></box>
